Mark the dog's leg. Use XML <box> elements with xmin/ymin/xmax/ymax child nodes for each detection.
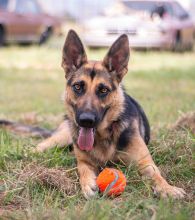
<box><xmin>74</xmin><ymin>148</ymin><xmax>98</xmax><ymax>199</ymax></box>
<box><xmin>34</xmin><ymin>120</ymin><xmax>72</xmax><ymax>152</ymax></box>
<box><xmin>119</xmin><ymin>134</ymin><xmax>186</xmax><ymax>199</ymax></box>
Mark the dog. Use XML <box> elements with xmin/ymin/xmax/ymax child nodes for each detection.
<box><xmin>1</xmin><ymin>30</ymin><xmax>185</xmax><ymax>199</ymax></box>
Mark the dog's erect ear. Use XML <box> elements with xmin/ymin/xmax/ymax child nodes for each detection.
<box><xmin>103</xmin><ymin>34</ymin><xmax>130</xmax><ymax>82</ymax></box>
<box><xmin>62</xmin><ymin>30</ymin><xmax>87</xmax><ymax>78</ymax></box>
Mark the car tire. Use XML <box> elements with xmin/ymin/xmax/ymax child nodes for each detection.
<box><xmin>39</xmin><ymin>27</ymin><xmax>53</xmax><ymax>45</ymax></box>
<box><xmin>172</xmin><ymin>31</ymin><xmax>184</xmax><ymax>52</ymax></box>
<box><xmin>0</xmin><ymin>26</ymin><xmax>5</xmax><ymax>47</ymax></box>
<box><xmin>186</xmin><ymin>42</ymin><xmax>194</xmax><ymax>51</ymax></box>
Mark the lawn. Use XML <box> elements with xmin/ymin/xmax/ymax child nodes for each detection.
<box><xmin>0</xmin><ymin>41</ymin><xmax>194</xmax><ymax>219</ymax></box>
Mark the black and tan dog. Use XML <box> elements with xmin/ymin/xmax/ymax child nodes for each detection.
<box><xmin>1</xmin><ymin>30</ymin><xmax>185</xmax><ymax>199</ymax></box>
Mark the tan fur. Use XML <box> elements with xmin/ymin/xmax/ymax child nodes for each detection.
<box><xmin>116</xmin><ymin>121</ymin><xmax>186</xmax><ymax>198</ymax></box>
<box><xmin>97</xmin><ymin>85</ymin><xmax>125</xmax><ymax>135</ymax></box>
<box><xmin>34</xmin><ymin>121</ymin><xmax>72</xmax><ymax>153</ymax></box>
<box><xmin>74</xmin><ymin>148</ymin><xmax>98</xmax><ymax>198</ymax></box>
<box><xmin>36</xmin><ymin>121</ymin><xmax>185</xmax><ymax>198</ymax></box>
<box><xmin>35</xmin><ymin>30</ymin><xmax>186</xmax><ymax>199</ymax></box>
<box><xmin>36</xmin><ymin>64</ymin><xmax>186</xmax><ymax>199</ymax></box>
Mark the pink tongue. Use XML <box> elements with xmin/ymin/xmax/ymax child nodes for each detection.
<box><xmin>77</xmin><ymin>128</ymin><xmax>94</xmax><ymax>151</ymax></box>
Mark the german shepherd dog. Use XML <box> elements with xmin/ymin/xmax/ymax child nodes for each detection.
<box><xmin>1</xmin><ymin>30</ymin><xmax>185</xmax><ymax>199</ymax></box>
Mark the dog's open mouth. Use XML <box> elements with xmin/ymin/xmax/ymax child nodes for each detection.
<box><xmin>77</xmin><ymin>127</ymin><xmax>94</xmax><ymax>151</ymax></box>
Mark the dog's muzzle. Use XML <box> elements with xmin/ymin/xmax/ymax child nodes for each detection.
<box><xmin>78</xmin><ymin>112</ymin><xmax>96</xmax><ymax>128</ymax></box>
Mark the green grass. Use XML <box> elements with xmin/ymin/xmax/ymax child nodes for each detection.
<box><xmin>0</xmin><ymin>41</ymin><xmax>194</xmax><ymax>219</ymax></box>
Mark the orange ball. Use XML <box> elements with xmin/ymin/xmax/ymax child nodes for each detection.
<box><xmin>96</xmin><ymin>168</ymin><xmax>126</xmax><ymax>196</ymax></box>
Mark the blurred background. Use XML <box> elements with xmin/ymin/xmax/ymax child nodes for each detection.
<box><xmin>0</xmin><ymin>0</ymin><xmax>195</xmax><ymax>126</ymax></box>
<box><xmin>1</xmin><ymin>0</ymin><xmax>195</xmax><ymax>50</ymax></box>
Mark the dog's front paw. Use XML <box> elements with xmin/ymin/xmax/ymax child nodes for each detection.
<box><xmin>153</xmin><ymin>183</ymin><xmax>186</xmax><ymax>199</ymax></box>
<box><xmin>33</xmin><ymin>142</ymin><xmax>48</xmax><ymax>153</ymax></box>
<box><xmin>81</xmin><ymin>178</ymin><xmax>98</xmax><ymax>199</ymax></box>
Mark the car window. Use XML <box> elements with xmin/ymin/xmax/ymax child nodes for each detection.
<box><xmin>15</xmin><ymin>0</ymin><xmax>40</xmax><ymax>14</ymax></box>
<box><xmin>123</xmin><ymin>1</ymin><xmax>157</xmax><ymax>12</ymax></box>
<box><xmin>172</xmin><ymin>2</ymin><xmax>189</xmax><ymax>19</ymax></box>
<box><xmin>0</xmin><ymin>0</ymin><xmax>8</xmax><ymax>9</ymax></box>
<box><xmin>123</xmin><ymin>1</ymin><xmax>173</xmax><ymax>16</ymax></box>
<box><xmin>123</xmin><ymin>1</ymin><xmax>182</xmax><ymax>17</ymax></box>
<box><xmin>163</xmin><ymin>3</ymin><xmax>174</xmax><ymax>16</ymax></box>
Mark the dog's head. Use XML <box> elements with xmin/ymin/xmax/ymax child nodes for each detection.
<box><xmin>62</xmin><ymin>30</ymin><xmax>130</xmax><ymax>150</ymax></box>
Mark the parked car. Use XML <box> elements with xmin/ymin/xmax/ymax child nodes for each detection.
<box><xmin>0</xmin><ymin>0</ymin><xmax>62</xmax><ymax>46</ymax></box>
<box><xmin>82</xmin><ymin>0</ymin><xmax>194</xmax><ymax>51</ymax></box>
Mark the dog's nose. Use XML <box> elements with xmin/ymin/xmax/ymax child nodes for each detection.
<box><xmin>79</xmin><ymin>112</ymin><xmax>96</xmax><ymax>128</ymax></box>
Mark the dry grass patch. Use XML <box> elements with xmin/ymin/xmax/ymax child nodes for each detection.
<box><xmin>171</xmin><ymin>111</ymin><xmax>195</xmax><ymax>134</ymax></box>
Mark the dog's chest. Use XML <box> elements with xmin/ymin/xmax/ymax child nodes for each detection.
<box><xmin>89</xmin><ymin>137</ymin><xmax>116</xmax><ymax>164</ymax></box>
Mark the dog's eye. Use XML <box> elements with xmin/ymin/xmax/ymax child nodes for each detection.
<box><xmin>74</xmin><ymin>84</ymin><xmax>81</xmax><ymax>91</ymax></box>
<box><xmin>72</xmin><ymin>82</ymin><xmax>85</xmax><ymax>95</ymax></box>
<box><xmin>100</xmin><ymin>87</ymin><xmax>109</xmax><ymax>94</ymax></box>
<box><xmin>97</xmin><ymin>84</ymin><xmax>110</xmax><ymax>98</ymax></box>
